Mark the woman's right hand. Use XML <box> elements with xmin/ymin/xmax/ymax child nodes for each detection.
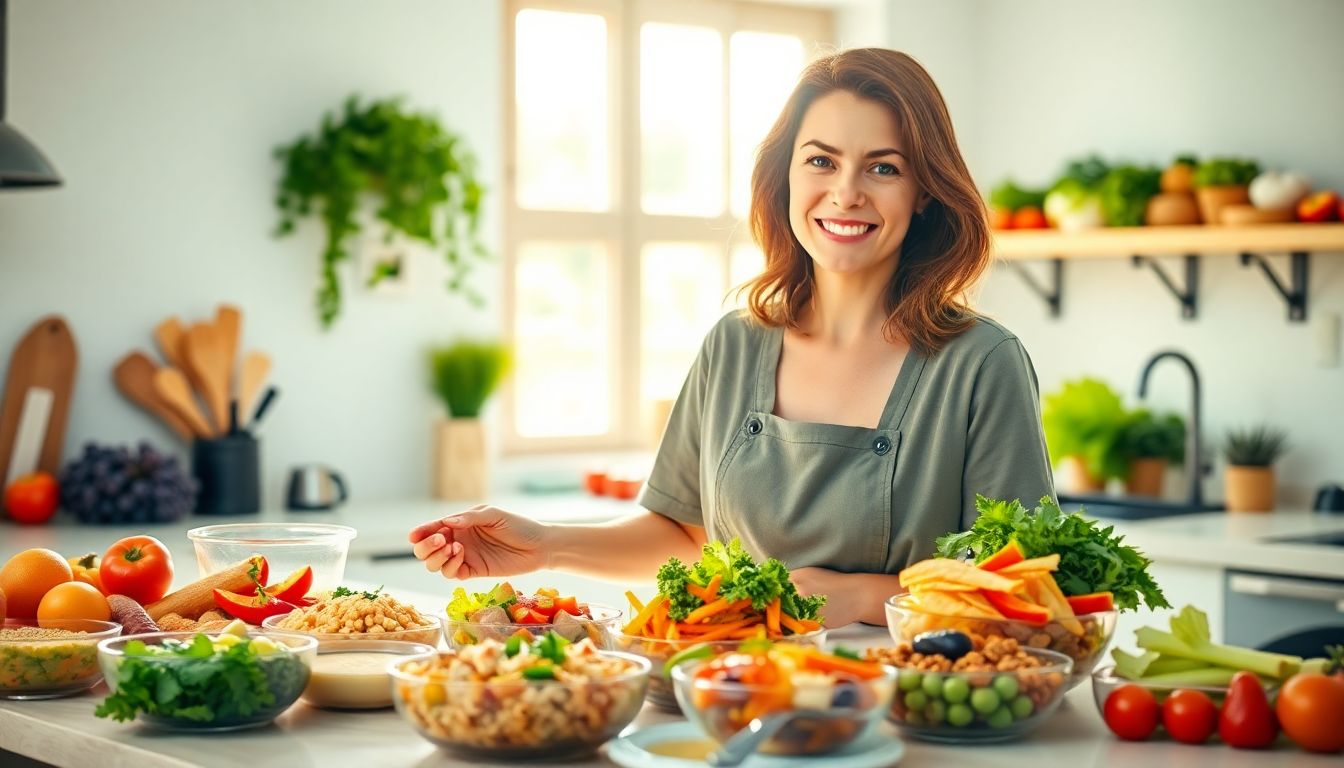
<box><xmin>407</xmin><ymin>505</ymin><xmax>549</xmax><ymax>580</ymax></box>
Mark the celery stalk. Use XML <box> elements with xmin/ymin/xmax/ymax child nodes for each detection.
<box><xmin>1111</xmin><ymin>648</ymin><xmax>1159</xmax><ymax>679</ymax></box>
<box><xmin>1144</xmin><ymin>656</ymin><xmax>1208</xmax><ymax>676</ymax></box>
<box><xmin>1139</xmin><ymin>667</ymin><xmax>1238</xmax><ymax>686</ymax></box>
<box><xmin>1135</xmin><ymin>627</ymin><xmax>1301</xmax><ymax>680</ymax></box>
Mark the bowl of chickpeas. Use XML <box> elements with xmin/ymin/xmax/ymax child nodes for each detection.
<box><xmin>263</xmin><ymin>588</ymin><xmax>441</xmax><ymax>648</ymax></box>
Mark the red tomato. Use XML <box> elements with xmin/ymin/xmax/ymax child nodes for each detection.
<box><xmin>1103</xmin><ymin>684</ymin><xmax>1159</xmax><ymax>741</ymax></box>
<box><xmin>583</xmin><ymin>471</ymin><xmax>607</xmax><ymax>496</ymax></box>
<box><xmin>604</xmin><ymin>477</ymin><xmax>643</xmax><ymax>500</ymax></box>
<box><xmin>1275</xmin><ymin>673</ymin><xmax>1344</xmax><ymax>753</ymax></box>
<box><xmin>553</xmin><ymin>595</ymin><xmax>580</xmax><ymax>616</ymax></box>
<box><xmin>1011</xmin><ymin>206</ymin><xmax>1048</xmax><ymax>229</ymax></box>
<box><xmin>1162</xmin><ymin>689</ymin><xmax>1218</xmax><ymax>744</ymax></box>
<box><xmin>100</xmin><ymin>535</ymin><xmax>174</xmax><ymax>605</ymax></box>
<box><xmin>989</xmin><ymin>207</ymin><xmax>1014</xmax><ymax>230</ymax></box>
<box><xmin>4</xmin><ymin>472</ymin><xmax>59</xmax><ymax>525</ymax></box>
<box><xmin>1219</xmin><ymin>671</ymin><xmax>1278</xmax><ymax>749</ymax></box>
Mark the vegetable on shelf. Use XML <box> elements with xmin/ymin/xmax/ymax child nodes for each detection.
<box><xmin>1248</xmin><ymin>170</ymin><xmax>1311</xmax><ymax>210</ymax></box>
<box><xmin>1099</xmin><ymin>165</ymin><xmax>1162</xmax><ymax>228</ymax></box>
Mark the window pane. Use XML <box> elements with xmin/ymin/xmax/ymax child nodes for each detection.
<box><xmin>515</xmin><ymin>11</ymin><xmax>609</xmax><ymax>211</ymax></box>
<box><xmin>641</xmin><ymin>243</ymin><xmax>726</xmax><ymax>402</ymax></box>
<box><xmin>640</xmin><ymin>24</ymin><xmax>723</xmax><ymax>217</ymax></box>
<box><xmin>728</xmin><ymin>243</ymin><xmax>765</xmax><ymax>307</ymax></box>
<box><xmin>514</xmin><ymin>241</ymin><xmax>610</xmax><ymax>437</ymax></box>
<box><xmin>729</xmin><ymin>32</ymin><xmax>805</xmax><ymax>218</ymax></box>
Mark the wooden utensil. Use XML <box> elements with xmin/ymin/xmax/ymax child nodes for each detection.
<box><xmin>113</xmin><ymin>351</ymin><xmax>195</xmax><ymax>440</ymax></box>
<box><xmin>215</xmin><ymin>304</ymin><xmax>242</xmax><ymax>388</ymax></box>
<box><xmin>237</xmin><ymin>350</ymin><xmax>271</xmax><ymax>420</ymax></box>
<box><xmin>152</xmin><ymin>367</ymin><xmax>214</xmax><ymax>438</ymax></box>
<box><xmin>154</xmin><ymin>316</ymin><xmax>186</xmax><ymax>369</ymax></box>
<box><xmin>0</xmin><ymin>315</ymin><xmax>78</xmax><ymax>482</ymax></box>
<box><xmin>183</xmin><ymin>322</ymin><xmax>230</xmax><ymax>434</ymax></box>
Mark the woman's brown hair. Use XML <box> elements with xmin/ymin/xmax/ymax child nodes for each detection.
<box><xmin>743</xmin><ymin>48</ymin><xmax>989</xmax><ymax>354</ymax></box>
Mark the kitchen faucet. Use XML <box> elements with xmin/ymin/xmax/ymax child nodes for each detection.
<box><xmin>1136</xmin><ymin>350</ymin><xmax>1208</xmax><ymax>510</ymax></box>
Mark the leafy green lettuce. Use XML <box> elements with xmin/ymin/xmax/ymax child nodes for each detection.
<box><xmin>935</xmin><ymin>496</ymin><xmax>1169</xmax><ymax>612</ymax></box>
<box><xmin>656</xmin><ymin>538</ymin><xmax>826</xmax><ymax>623</ymax></box>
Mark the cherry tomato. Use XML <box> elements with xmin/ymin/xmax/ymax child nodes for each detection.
<box><xmin>100</xmin><ymin>535</ymin><xmax>174</xmax><ymax>605</ymax></box>
<box><xmin>1276</xmin><ymin>673</ymin><xmax>1344</xmax><ymax>753</ymax></box>
<box><xmin>1103</xmin><ymin>684</ymin><xmax>1159</xmax><ymax>741</ymax></box>
<box><xmin>1162</xmin><ymin>689</ymin><xmax>1218</xmax><ymax>744</ymax></box>
<box><xmin>583</xmin><ymin>471</ymin><xmax>607</xmax><ymax>495</ymax></box>
<box><xmin>4</xmin><ymin>472</ymin><xmax>59</xmax><ymax>525</ymax></box>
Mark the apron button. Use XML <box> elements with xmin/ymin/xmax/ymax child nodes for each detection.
<box><xmin>873</xmin><ymin>436</ymin><xmax>891</xmax><ymax>455</ymax></box>
<box><xmin>747</xmin><ymin>418</ymin><xmax>762</xmax><ymax>435</ymax></box>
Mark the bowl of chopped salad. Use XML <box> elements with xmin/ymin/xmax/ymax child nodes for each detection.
<box><xmin>391</xmin><ymin>632</ymin><xmax>649</xmax><ymax>759</ymax></box>
<box><xmin>615</xmin><ymin>539</ymin><xmax>828</xmax><ymax>711</ymax></box>
<box><xmin>95</xmin><ymin>620</ymin><xmax>316</xmax><ymax>731</ymax></box>
<box><xmin>1</xmin><ymin>618</ymin><xmax>122</xmax><ymax>700</ymax></box>
<box><xmin>671</xmin><ymin>642</ymin><xmax>896</xmax><ymax>756</ymax></box>
<box><xmin>443</xmin><ymin>581</ymin><xmax>621</xmax><ymax>649</ymax></box>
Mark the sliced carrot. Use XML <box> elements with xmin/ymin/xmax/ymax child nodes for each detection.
<box><xmin>766</xmin><ymin>598</ymin><xmax>781</xmax><ymax>636</ymax></box>
<box><xmin>624</xmin><ymin>590</ymin><xmax>645</xmax><ymax>615</ymax></box>
<box><xmin>684</xmin><ymin>597</ymin><xmax>749</xmax><ymax>624</ymax></box>
<box><xmin>704</xmin><ymin>574</ymin><xmax>722</xmax><ymax>602</ymax></box>
<box><xmin>651</xmin><ymin>601</ymin><xmax>668</xmax><ymax>638</ymax></box>
<box><xmin>779</xmin><ymin>613</ymin><xmax>813</xmax><ymax>634</ymax></box>
<box><xmin>623</xmin><ymin>594</ymin><xmax>666</xmax><ymax>635</ymax></box>
<box><xmin>686</xmin><ymin>583</ymin><xmax>711</xmax><ymax>601</ymax></box>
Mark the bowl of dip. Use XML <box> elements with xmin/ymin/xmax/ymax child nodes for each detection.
<box><xmin>301</xmin><ymin>640</ymin><xmax>436</xmax><ymax>710</ymax></box>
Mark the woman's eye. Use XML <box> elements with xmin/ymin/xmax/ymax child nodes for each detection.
<box><xmin>805</xmin><ymin>155</ymin><xmax>834</xmax><ymax>169</ymax></box>
<box><xmin>872</xmin><ymin>162</ymin><xmax>900</xmax><ymax>177</ymax></box>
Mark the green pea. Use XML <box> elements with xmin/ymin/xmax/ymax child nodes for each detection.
<box><xmin>924</xmin><ymin>699</ymin><xmax>946</xmax><ymax>723</ymax></box>
<box><xmin>986</xmin><ymin>706</ymin><xmax>1014</xmax><ymax>729</ymax></box>
<box><xmin>903</xmin><ymin>690</ymin><xmax>928</xmax><ymax>711</ymax></box>
<box><xmin>941</xmin><ymin>675</ymin><xmax>970</xmax><ymax>704</ymax></box>
<box><xmin>920</xmin><ymin>674</ymin><xmax>943</xmax><ymax>699</ymax></box>
<box><xmin>970</xmin><ymin>687</ymin><xmax>1001</xmax><ymax>714</ymax></box>
<box><xmin>992</xmin><ymin>675</ymin><xmax>1019</xmax><ymax>700</ymax></box>
<box><xmin>1010</xmin><ymin>695</ymin><xmax>1034</xmax><ymax>719</ymax></box>
<box><xmin>946</xmin><ymin>703</ymin><xmax>974</xmax><ymax>727</ymax></box>
<box><xmin>898</xmin><ymin>670</ymin><xmax>924</xmax><ymax>693</ymax></box>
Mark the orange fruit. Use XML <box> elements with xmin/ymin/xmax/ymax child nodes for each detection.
<box><xmin>37</xmin><ymin>581</ymin><xmax>111</xmax><ymax>623</ymax></box>
<box><xmin>0</xmin><ymin>548</ymin><xmax>73</xmax><ymax>618</ymax></box>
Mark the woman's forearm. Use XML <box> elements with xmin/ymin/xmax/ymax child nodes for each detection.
<box><xmin>850</xmin><ymin>573</ymin><xmax>906</xmax><ymax>625</ymax></box>
<box><xmin>545</xmin><ymin>511</ymin><xmax>705</xmax><ymax>582</ymax></box>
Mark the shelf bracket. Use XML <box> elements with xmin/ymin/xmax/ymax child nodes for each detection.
<box><xmin>1005</xmin><ymin>258</ymin><xmax>1063</xmax><ymax>318</ymax></box>
<box><xmin>1131</xmin><ymin>253</ymin><xmax>1198</xmax><ymax>319</ymax></box>
<box><xmin>1239</xmin><ymin>251</ymin><xmax>1309</xmax><ymax>322</ymax></box>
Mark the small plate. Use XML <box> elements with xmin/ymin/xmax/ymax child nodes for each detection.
<box><xmin>608</xmin><ymin>721</ymin><xmax>904</xmax><ymax>768</ymax></box>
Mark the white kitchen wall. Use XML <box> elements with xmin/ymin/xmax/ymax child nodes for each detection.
<box><xmin>886</xmin><ymin>0</ymin><xmax>1344</xmax><ymax>505</ymax></box>
<box><xmin>0</xmin><ymin>0</ymin><xmax>503</xmax><ymax>506</ymax></box>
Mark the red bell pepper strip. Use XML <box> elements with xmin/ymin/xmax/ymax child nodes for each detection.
<box><xmin>213</xmin><ymin>587</ymin><xmax>299</xmax><ymax>625</ymax></box>
<box><xmin>981</xmin><ymin>589</ymin><xmax>1050</xmax><ymax>625</ymax></box>
<box><xmin>262</xmin><ymin>565</ymin><xmax>314</xmax><ymax>605</ymax></box>
<box><xmin>1065</xmin><ymin>591</ymin><xmax>1115</xmax><ymax>614</ymax></box>
<box><xmin>978</xmin><ymin>541</ymin><xmax>1026</xmax><ymax>572</ymax></box>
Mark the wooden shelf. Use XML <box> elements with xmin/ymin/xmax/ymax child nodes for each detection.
<box><xmin>993</xmin><ymin>223</ymin><xmax>1344</xmax><ymax>260</ymax></box>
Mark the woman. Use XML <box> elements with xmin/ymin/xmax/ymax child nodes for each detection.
<box><xmin>409</xmin><ymin>48</ymin><xmax>1053</xmax><ymax>627</ymax></box>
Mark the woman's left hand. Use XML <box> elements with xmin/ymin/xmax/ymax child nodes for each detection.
<box><xmin>789</xmin><ymin>566</ymin><xmax>868</xmax><ymax>628</ymax></box>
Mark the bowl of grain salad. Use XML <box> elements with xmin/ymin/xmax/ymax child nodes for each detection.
<box><xmin>1</xmin><ymin>619</ymin><xmax>123</xmax><ymax>700</ymax></box>
<box><xmin>262</xmin><ymin>586</ymin><xmax>441</xmax><ymax>647</ymax></box>
<box><xmin>390</xmin><ymin>632</ymin><xmax>650</xmax><ymax>760</ymax></box>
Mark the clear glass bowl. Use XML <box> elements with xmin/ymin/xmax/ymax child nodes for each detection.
<box><xmin>613</xmin><ymin>628</ymin><xmax>827</xmax><ymax>712</ymax></box>
<box><xmin>262</xmin><ymin>612</ymin><xmax>442</xmax><ymax>648</ymax></box>
<box><xmin>886</xmin><ymin>594</ymin><xmax>1115</xmax><ymax>690</ymax></box>
<box><xmin>97</xmin><ymin>630</ymin><xmax>317</xmax><ymax>731</ymax></box>
<box><xmin>670</xmin><ymin>656</ymin><xmax>896</xmax><ymax>756</ymax></box>
<box><xmin>1</xmin><ymin>619</ymin><xmax>122</xmax><ymax>700</ymax></box>
<box><xmin>444</xmin><ymin>604</ymin><xmax>622</xmax><ymax>650</ymax></box>
<box><xmin>1090</xmin><ymin>664</ymin><xmax>1275</xmax><ymax>712</ymax></box>
<box><xmin>882</xmin><ymin>646</ymin><xmax>1073</xmax><ymax>743</ymax></box>
<box><xmin>301</xmin><ymin>639</ymin><xmax>436</xmax><ymax>710</ymax></box>
<box><xmin>187</xmin><ymin>523</ymin><xmax>356</xmax><ymax>593</ymax></box>
<box><xmin>389</xmin><ymin>649</ymin><xmax>650</xmax><ymax>760</ymax></box>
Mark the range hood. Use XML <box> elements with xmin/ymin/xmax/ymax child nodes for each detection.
<box><xmin>0</xmin><ymin>0</ymin><xmax>60</xmax><ymax>188</ymax></box>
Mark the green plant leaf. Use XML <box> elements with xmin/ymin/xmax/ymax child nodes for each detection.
<box><xmin>1041</xmin><ymin>378</ymin><xmax>1129</xmax><ymax>481</ymax></box>
<box><xmin>430</xmin><ymin>340</ymin><xmax>512</xmax><ymax>418</ymax></box>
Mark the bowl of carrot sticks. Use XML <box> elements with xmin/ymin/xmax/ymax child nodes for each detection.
<box><xmin>616</xmin><ymin>539</ymin><xmax>828</xmax><ymax>711</ymax></box>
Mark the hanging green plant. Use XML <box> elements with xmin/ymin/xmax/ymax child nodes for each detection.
<box><xmin>274</xmin><ymin>95</ymin><xmax>488</xmax><ymax>328</ymax></box>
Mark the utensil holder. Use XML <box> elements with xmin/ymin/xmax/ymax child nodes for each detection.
<box><xmin>192</xmin><ymin>433</ymin><xmax>260</xmax><ymax>515</ymax></box>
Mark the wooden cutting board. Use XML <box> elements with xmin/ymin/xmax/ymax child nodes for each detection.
<box><xmin>0</xmin><ymin>315</ymin><xmax>78</xmax><ymax>481</ymax></box>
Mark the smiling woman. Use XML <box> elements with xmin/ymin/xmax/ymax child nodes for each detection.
<box><xmin>411</xmin><ymin>48</ymin><xmax>1053</xmax><ymax>630</ymax></box>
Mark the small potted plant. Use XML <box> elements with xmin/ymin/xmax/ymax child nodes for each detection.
<box><xmin>1042</xmin><ymin>378</ymin><xmax>1130</xmax><ymax>493</ymax></box>
<box><xmin>429</xmin><ymin>340</ymin><xmax>512</xmax><ymax>500</ymax></box>
<box><xmin>1191</xmin><ymin>157</ymin><xmax>1260</xmax><ymax>226</ymax></box>
<box><xmin>1221</xmin><ymin>425</ymin><xmax>1288</xmax><ymax>512</ymax></box>
<box><xmin>1116</xmin><ymin>410</ymin><xmax>1185</xmax><ymax>497</ymax></box>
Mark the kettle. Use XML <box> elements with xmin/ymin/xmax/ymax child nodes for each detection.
<box><xmin>1314</xmin><ymin>483</ymin><xmax>1344</xmax><ymax>513</ymax></box>
<box><xmin>286</xmin><ymin>465</ymin><xmax>348</xmax><ymax>511</ymax></box>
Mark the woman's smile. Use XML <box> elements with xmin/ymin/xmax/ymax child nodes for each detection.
<box><xmin>816</xmin><ymin>217</ymin><xmax>878</xmax><ymax>242</ymax></box>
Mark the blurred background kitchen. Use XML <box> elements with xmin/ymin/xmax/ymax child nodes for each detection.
<box><xmin>1</xmin><ymin>0</ymin><xmax>1342</xmax><ymax>530</ymax></box>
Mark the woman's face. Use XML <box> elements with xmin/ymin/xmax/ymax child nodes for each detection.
<box><xmin>788</xmin><ymin>90</ymin><xmax>927</xmax><ymax>279</ymax></box>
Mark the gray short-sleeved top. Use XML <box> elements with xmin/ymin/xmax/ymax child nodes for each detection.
<box><xmin>638</xmin><ymin>310</ymin><xmax>1055</xmax><ymax>574</ymax></box>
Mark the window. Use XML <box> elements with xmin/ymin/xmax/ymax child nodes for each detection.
<box><xmin>503</xmin><ymin>0</ymin><xmax>834</xmax><ymax>451</ymax></box>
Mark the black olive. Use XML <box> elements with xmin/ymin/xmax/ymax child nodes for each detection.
<box><xmin>831</xmin><ymin>686</ymin><xmax>858</xmax><ymax>708</ymax></box>
<box><xmin>912</xmin><ymin>629</ymin><xmax>973</xmax><ymax>660</ymax></box>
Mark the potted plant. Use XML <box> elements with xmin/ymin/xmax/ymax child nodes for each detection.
<box><xmin>1191</xmin><ymin>157</ymin><xmax>1260</xmax><ymax>226</ymax></box>
<box><xmin>1042</xmin><ymin>378</ymin><xmax>1130</xmax><ymax>493</ymax></box>
<box><xmin>1116</xmin><ymin>410</ymin><xmax>1185</xmax><ymax>497</ymax></box>
<box><xmin>1221</xmin><ymin>425</ymin><xmax>1288</xmax><ymax>513</ymax></box>
<box><xmin>274</xmin><ymin>96</ymin><xmax>489</xmax><ymax>329</ymax></box>
<box><xmin>429</xmin><ymin>340</ymin><xmax>512</xmax><ymax>500</ymax></box>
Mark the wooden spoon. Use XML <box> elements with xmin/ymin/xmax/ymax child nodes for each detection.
<box><xmin>216</xmin><ymin>304</ymin><xmax>242</xmax><ymax>391</ymax></box>
<box><xmin>238</xmin><ymin>350</ymin><xmax>271</xmax><ymax>421</ymax></box>
<box><xmin>154</xmin><ymin>316</ymin><xmax>186</xmax><ymax>369</ymax></box>
<box><xmin>113</xmin><ymin>351</ymin><xmax>194</xmax><ymax>440</ymax></box>
<box><xmin>183</xmin><ymin>322</ymin><xmax>230</xmax><ymax>434</ymax></box>
<box><xmin>152</xmin><ymin>367</ymin><xmax>214</xmax><ymax>438</ymax></box>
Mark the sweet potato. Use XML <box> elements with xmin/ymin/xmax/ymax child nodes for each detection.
<box><xmin>107</xmin><ymin>594</ymin><xmax>159</xmax><ymax>635</ymax></box>
<box><xmin>145</xmin><ymin>556</ymin><xmax>264</xmax><ymax>620</ymax></box>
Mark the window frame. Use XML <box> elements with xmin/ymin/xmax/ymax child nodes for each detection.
<box><xmin>501</xmin><ymin>0</ymin><xmax>834</xmax><ymax>453</ymax></box>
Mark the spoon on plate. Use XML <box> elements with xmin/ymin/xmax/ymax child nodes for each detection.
<box><xmin>706</xmin><ymin>709</ymin><xmax>852</xmax><ymax>767</ymax></box>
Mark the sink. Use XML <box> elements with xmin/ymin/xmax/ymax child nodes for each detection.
<box><xmin>1265</xmin><ymin>531</ymin><xmax>1344</xmax><ymax>548</ymax></box>
<box><xmin>1058</xmin><ymin>493</ymin><xmax>1224</xmax><ymax>521</ymax></box>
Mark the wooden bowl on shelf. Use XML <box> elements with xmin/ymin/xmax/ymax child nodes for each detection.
<box><xmin>1220</xmin><ymin>204</ymin><xmax>1295</xmax><ymax>226</ymax></box>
